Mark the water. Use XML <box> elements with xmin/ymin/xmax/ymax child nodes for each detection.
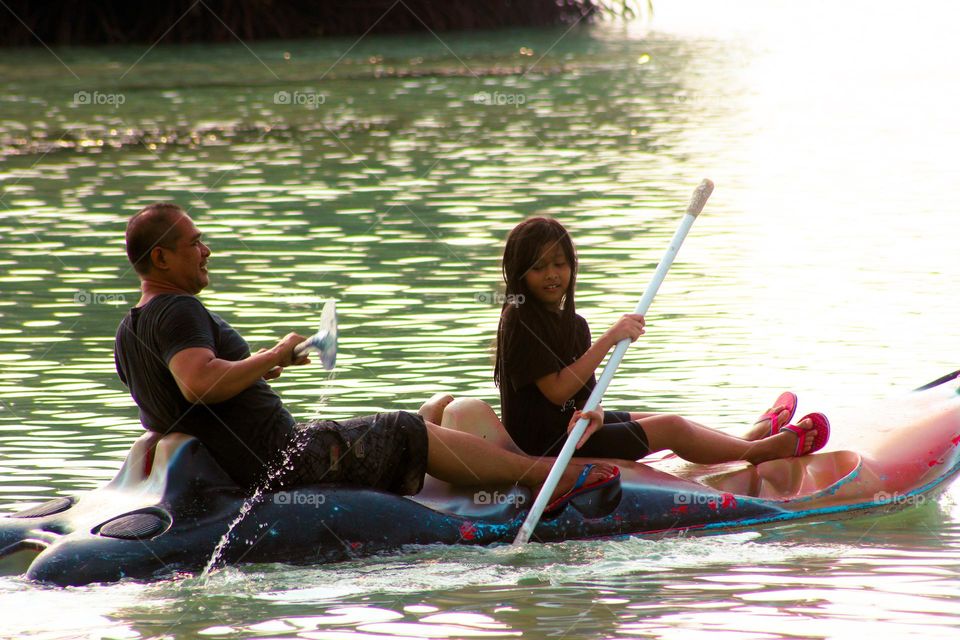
<box><xmin>2</xmin><ymin>0</ymin><xmax>960</xmax><ymax>636</ymax></box>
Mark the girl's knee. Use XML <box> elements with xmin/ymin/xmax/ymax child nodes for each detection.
<box><xmin>441</xmin><ymin>398</ymin><xmax>523</xmax><ymax>453</ymax></box>
<box><xmin>663</xmin><ymin>414</ymin><xmax>693</xmax><ymax>435</ymax></box>
<box><xmin>442</xmin><ymin>397</ymin><xmax>495</xmax><ymax>426</ymax></box>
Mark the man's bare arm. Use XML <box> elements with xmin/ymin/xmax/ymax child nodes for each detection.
<box><xmin>168</xmin><ymin>333</ymin><xmax>307</xmax><ymax>404</ymax></box>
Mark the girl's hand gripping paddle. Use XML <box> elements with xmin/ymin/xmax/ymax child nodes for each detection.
<box><xmin>512</xmin><ymin>179</ymin><xmax>714</xmax><ymax>545</ymax></box>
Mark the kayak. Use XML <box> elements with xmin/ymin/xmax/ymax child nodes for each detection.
<box><xmin>2</xmin><ymin>370</ymin><xmax>959</xmax><ymax>587</ymax></box>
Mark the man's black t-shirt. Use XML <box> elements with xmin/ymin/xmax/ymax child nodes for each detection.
<box><xmin>499</xmin><ymin>312</ymin><xmax>596</xmax><ymax>456</ymax></box>
<box><xmin>114</xmin><ymin>294</ymin><xmax>296</xmax><ymax>487</ymax></box>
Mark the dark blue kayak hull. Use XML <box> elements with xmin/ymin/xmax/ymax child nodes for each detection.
<box><xmin>3</xmin><ymin>371</ymin><xmax>960</xmax><ymax>586</ymax></box>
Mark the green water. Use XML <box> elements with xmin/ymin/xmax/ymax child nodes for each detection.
<box><xmin>3</xmin><ymin>0</ymin><xmax>960</xmax><ymax>637</ymax></box>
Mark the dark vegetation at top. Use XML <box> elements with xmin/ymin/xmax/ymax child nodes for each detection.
<box><xmin>1</xmin><ymin>1</ymin><xmax>639</xmax><ymax>47</ymax></box>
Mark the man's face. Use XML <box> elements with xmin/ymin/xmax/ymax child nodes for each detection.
<box><xmin>161</xmin><ymin>215</ymin><xmax>211</xmax><ymax>294</ymax></box>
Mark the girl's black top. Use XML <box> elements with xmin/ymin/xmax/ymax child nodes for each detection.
<box><xmin>499</xmin><ymin>311</ymin><xmax>596</xmax><ymax>455</ymax></box>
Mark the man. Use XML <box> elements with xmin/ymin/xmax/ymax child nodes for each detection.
<box><xmin>114</xmin><ymin>203</ymin><xmax>617</xmax><ymax>508</ymax></box>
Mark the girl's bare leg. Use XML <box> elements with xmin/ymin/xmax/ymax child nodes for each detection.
<box><xmin>742</xmin><ymin>404</ymin><xmax>794</xmax><ymax>441</ymax></box>
<box><xmin>418</xmin><ymin>392</ymin><xmax>455</xmax><ymax>424</ymax></box>
<box><xmin>443</xmin><ymin>398</ymin><xmax>524</xmax><ymax>454</ymax></box>
<box><xmin>641</xmin><ymin>414</ymin><xmax>822</xmax><ymax>465</ymax></box>
<box><xmin>420</xmin><ymin>393</ymin><xmax>523</xmax><ymax>454</ymax></box>
<box><xmin>630</xmin><ymin>404</ymin><xmax>794</xmax><ymax>443</ymax></box>
<box><xmin>628</xmin><ymin>411</ymin><xmax>710</xmax><ymax>429</ymax></box>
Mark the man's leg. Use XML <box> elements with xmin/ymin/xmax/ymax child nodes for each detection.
<box><xmin>422</xmin><ymin>420</ymin><xmax>616</xmax><ymax>502</ymax></box>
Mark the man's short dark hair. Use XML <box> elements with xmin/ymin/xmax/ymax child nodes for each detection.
<box><xmin>126</xmin><ymin>203</ymin><xmax>186</xmax><ymax>275</ymax></box>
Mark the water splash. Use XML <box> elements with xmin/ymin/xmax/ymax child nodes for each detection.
<box><xmin>200</xmin><ymin>374</ymin><xmax>336</xmax><ymax>579</ymax></box>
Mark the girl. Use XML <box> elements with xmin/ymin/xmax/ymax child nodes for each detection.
<box><xmin>493</xmin><ymin>216</ymin><xmax>829</xmax><ymax>465</ymax></box>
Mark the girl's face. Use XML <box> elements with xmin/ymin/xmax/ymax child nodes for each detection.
<box><xmin>524</xmin><ymin>243</ymin><xmax>571</xmax><ymax>310</ymax></box>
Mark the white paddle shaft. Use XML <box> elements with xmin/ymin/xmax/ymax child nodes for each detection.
<box><xmin>512</xmin><ymin>179</ymin><xmax>714</xmax><ymax>545</ymax></box>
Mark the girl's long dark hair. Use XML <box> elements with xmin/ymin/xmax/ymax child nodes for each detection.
<box><xmin>494</xmin><ymin>217</ymin><xmax>578</xmax><ymax>388</ymax></box>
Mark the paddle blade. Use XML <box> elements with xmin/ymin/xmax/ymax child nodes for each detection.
<box><xmin>317</xmin><ymin>300</ymin><xmax>337</xmax><ymax>369</ymax></box>
<box><xmin>294</xmin><ymin>300</ymin><xmax>338</xmax><ymax>369</ymax></box>
<box><xmin>685</xmin><ymin>179</ymin><xmax>714</xmax><ymax>217</ymax></box>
